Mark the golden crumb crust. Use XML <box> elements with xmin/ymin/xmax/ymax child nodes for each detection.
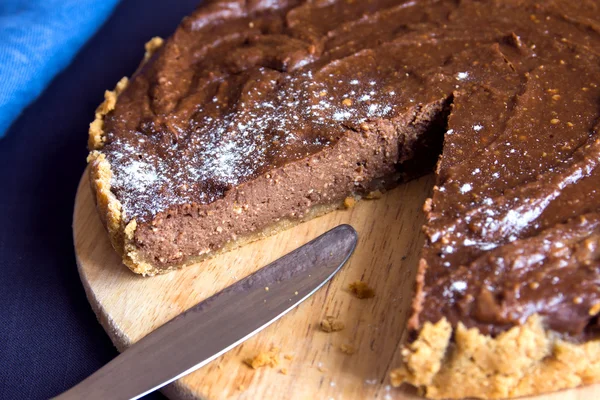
<box><xmin>391</xmin><ymin>315</ymin><xmax>600</xmax><ymax>399</ymax></box>
<box><xmin>87</xmin><ymin>37</ymin><xmax>164</xmax><ymax>276</ymax></box>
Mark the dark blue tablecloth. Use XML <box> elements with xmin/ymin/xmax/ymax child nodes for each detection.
<box><xmin>0</xmin><ymin>1</ymin><xmax>200</xmax><ymax>398</ymax></box>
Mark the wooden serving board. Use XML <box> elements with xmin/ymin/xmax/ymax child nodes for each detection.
<box><xmin>73</xmin><ymin>170</ymin><xmax>597</xmax><ymax>400</ymax></box>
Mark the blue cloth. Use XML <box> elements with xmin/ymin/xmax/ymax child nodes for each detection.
<box><xmin>0</xmin><ymin>1</ymin><xmax>119</xmax><ymax>136</ymax></box>
<box><xmin>0</xmin><ymin>0</ymin><xmax>200</xmax><ymax>398</ymax></box>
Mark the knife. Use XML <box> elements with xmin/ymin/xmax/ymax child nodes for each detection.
<box><xmin>55</xmin><ymin>224</ymin><xmax>358</xmax><ymax>400</ymax></box>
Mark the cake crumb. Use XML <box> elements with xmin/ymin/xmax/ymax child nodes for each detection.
<box><xmin>238</xmin><ymin>384</ymin><xmax>245</xmax><ymax>391</ymax></box>
<box><xmin>284</xmin><ymin>354</ymin><xmax>294</xmax><ymax>360</ymax></box>
<box><xmin>589</xmin><ymin>303</ymin><xmax>600</xmax><ymax>316</ymax></box>
<box><xmin>343</xmin><ymin>196</ymin><xmax>356</xmax><ymax>209</ymax></box>
<box><xmin>423</xmin><ymin>197</ymin><xmax>433</xmax><ymax>213</ymax></box>
<box><xmin>280</xmin><ymin>368</ymin><xmax>288</xmax><ymax>375</ymax></box>
<box><xmin>244</xmin><ymin>348</ymin><xmax>280</xmax><ymax>369</ymax></box>
<box><xmin>349</xmin><ymin>281</ymin><xmax>375</xmax><ymax>299</ymax></box>
<box><xmin>320</xmin><ymin>316</ymin><xmax>345</xmax><ymax>332</ymax></box>
<box><xmin>365</xmin><ymin>190</ymin><xmax>383</xmax><ymax>199</ymax></box>
<box><xmin>340</xmin><ymin>344</ymin><xmax>357</xmax><ymax>355</ymax></box>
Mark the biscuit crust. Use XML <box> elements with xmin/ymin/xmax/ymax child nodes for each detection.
<box><xmin>391</xmin><ymin>316</ymin><xmax>600</xmax><ymax>399</ymax></box>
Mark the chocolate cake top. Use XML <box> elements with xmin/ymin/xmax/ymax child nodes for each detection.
<box><xmin>99</xmin><ymin>0</ymin><xmax>600</xmax><ymax>337</ymax></box>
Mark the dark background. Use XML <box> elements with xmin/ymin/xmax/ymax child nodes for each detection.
<box><xmin>0</xmin><ymin>1</ymin><xmax>200</xmax><ymax>398</ymax></box>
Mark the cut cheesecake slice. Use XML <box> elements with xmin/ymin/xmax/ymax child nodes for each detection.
<box><xmin>88</xmin><ymin>0</ymin><xmax>600</xmax><ymax>398</ymax></box>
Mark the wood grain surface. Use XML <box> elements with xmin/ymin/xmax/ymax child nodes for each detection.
<box><xmin>73</xmin><ymin>170</ymin><xmax>598</xmax><ymax>400</ymax></box>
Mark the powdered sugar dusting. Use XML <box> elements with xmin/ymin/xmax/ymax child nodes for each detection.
<box><xmin>115</xmin><ymin>160</ymin><xmax>158</xmax><ymax>192</ymax></box>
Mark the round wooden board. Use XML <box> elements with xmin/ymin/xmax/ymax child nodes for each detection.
<box><xmin>74</xmin><ymin>170</ymin><xmax>597</xmax><ymax>400</ymax></box>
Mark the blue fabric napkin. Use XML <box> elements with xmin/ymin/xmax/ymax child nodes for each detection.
<box><xmin>0</xmin><ymin>1</ymin><xmax>120</xmax><ymax>137</ymax></box>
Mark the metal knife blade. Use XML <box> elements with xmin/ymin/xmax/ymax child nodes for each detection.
<box><xmin>55</xmin><ymin>224</ymin><xmax>358</xmax><ymax>400</ymax></box>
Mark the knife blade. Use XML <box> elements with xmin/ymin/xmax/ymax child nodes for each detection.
<box><xmin>55</xmin><ymin>224</ymin><xmax>358</xmax><ymax>400</ymax></box>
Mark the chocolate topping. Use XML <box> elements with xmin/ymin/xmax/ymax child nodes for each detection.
<box><xmin>98</xmin><ymin>0</ymin><xmax>600</xmax><ymax>338</ymax></box>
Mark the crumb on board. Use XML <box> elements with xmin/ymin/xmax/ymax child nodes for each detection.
<box><xmin>244</xmin><ymin>347</ymin><xmax>280</xmax><ymax>369</ymax></box>
<box><xmin>238</xmin><ymin>384</ymin><xmax>245</xmax><ymax>391</ymax></box>
<box><xmin>280</xmin><ymin>368</ymin><xmax>288</xmax><ymax>375</ymax></box>
<box><xmin>340</xmin><ymin>344</ymin><xmax>357</xmax><ymax>355</ymax></box>
<box><xmin>284</xmin><ymin>354</ymin><xmax>294</xmax><ymax>361</ymax></box>
<box><xmin>348</xmin><ymin>281</ymin><xmax>375</xmax><ymax>299</ymax></box>
<box><xmin>365</xmin><ymin>190</ymin><xmax>383</xmax><ymax>199</ymax></box>
<box><xmin>343</xmin><ymin>196</ymin><xmax>356</xmax><ymax>209</ymax></box>
<box><xmin>317</xmin><ymin>363</ymin><xmax>328</xmax><ymax>373</ymax></box>
<box><xmin>320</xmin><ymin>316</ymin><xmax>345</xmax><ymax>332</ymax></box>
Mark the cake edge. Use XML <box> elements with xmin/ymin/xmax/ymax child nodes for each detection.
<box><xmin>87</xmin><ymin>37</ymin><xmax>164</xmax><ymax>276</ymax></box>
<box><xmin>391</xmin><ymin>314</ymin><xmax>600</xmax><ymax>399</ymax></box>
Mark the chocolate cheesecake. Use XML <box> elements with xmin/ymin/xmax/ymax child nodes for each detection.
<box><xmin>87</xmin><ymin>0</ymin><xmax>600</xmax><ymax>398</ymax></box>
